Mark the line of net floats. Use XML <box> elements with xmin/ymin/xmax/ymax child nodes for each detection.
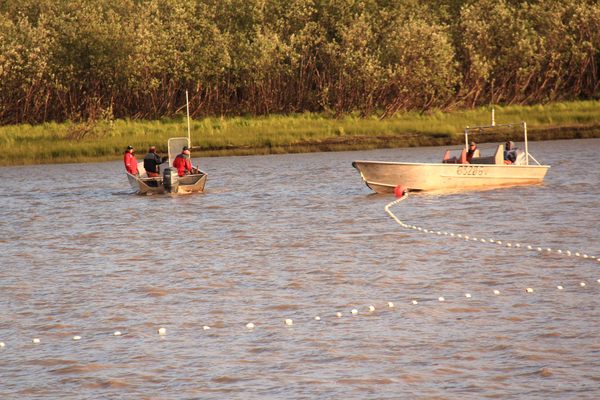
<box><xmin>1</xmin><ymin>276</ymin><xmax>599</xmax><ymax>350</ymax></box>
<box><xmin>385</xmin><ymin>189</ymin><xmax>600</xmax><ymax>265</ymax></box>
<box><xmin>1</xmin><ymin>273</ymin><xmax>599</xmax><ymax>350</ymax></box>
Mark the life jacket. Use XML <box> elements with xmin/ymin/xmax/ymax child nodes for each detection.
<box><xmin>173</xmin><ymin>154</ymin><xmax>192</xmax><ymax>177</ymax></box>
<box><xmin>124</xmin><ymin>151</ymin><xmax>138</xmax><ymax>174</ymax></box>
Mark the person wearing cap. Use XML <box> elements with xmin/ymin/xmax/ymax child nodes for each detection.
<box><xmin>173</xmin><ymin>146</ymin><xmax>194</xmax><ymax>177</ymax></box>
<box><xmin>466</xmin><ymin>141</ymin><xmax>478</xmax><ymax>163</ymax></box>
<box><xmin>143</xmin><ymin>146</ymin><xmax>163</xmax><ymax>177</ymax></box>
<box><xmin>123</xmin><ymin>145</ymin><xmax>139</xmax><ymax>175</ymax></box>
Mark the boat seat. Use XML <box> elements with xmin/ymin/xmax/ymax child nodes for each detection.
<box><xmin>442</xmin><ymin>149</ymin><xmax>467</xmax><ymax>164</ymax></box>
<box><xmin>469</xmin><ymin>155</ymin><xmax>494</xmax><ymax>164</ymax></box>
<box><xmin>442</xmin><ymin>150</ymin><xmax>451</xmax><ymax>162</ymax></box>
<box><xmin>494</xmin><ymin>144</ymin><xmax>504</xmax><ymax>165</ymax></box>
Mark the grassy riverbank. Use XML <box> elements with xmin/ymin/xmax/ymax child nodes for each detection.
<box><xmin>1</xmin><ymin>101</ymin><xmax>600</xmax><ymax>166</ymax></box>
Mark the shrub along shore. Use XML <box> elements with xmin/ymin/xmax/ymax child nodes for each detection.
<box><xmin>1</xmin><ymin>101</ymin><xmax>600</xmax><ymax>167</ymax></box>
<box><xmin>3</xmin><ymin>1</ymin><xmax>600</xmax><ymax>125</ymax></box>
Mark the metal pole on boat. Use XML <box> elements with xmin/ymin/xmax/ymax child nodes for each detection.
<box><xmin>465</xmin><ymin>127</ymin><xmax>469</xmax><ymax>150</ymax></box>
<box><xmin>490</xmin><ymin>79</ymin><xmax>495</xmax><ymax>126</ymax></box>
<box><xmin>523</xmin><ymin>121</ymin><xmax>529</xmax><ymax>166</ymax></box>
<box><xmin>186</xmin><ymin>90</ymin><xmax>191</xmax><ymax>146</ymax></box>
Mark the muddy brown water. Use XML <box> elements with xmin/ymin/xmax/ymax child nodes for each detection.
<box><xmin>1</xmin><ymin>138</ymin><xmax>599</xmax><ymax>399</ymax></box>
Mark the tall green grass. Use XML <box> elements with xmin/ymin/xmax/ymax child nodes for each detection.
<box><xmin>1</xmin><ymin>100</ymin><xmax>599</xmax><ymax>166</ymax></box>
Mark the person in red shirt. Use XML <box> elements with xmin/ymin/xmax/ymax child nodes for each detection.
<box><xmin>172</xmin><ymin>146</ymin><xmax>194</xmax><ymax>177</ymax></box>
<box><xmin>124</xmin><ymin>145</ymin><xmax>138</xmax><ymax>175</ymax></box>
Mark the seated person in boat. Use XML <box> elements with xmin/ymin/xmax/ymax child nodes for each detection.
<box><xmin>123</xmin><ymin>145</ymin><xmax>138</xmax><ymax>176</ymax></box>
<box><xmin>173</xmin><ymin>146</ymin><xmax>194</xmax><ymax>177</ymax></box>
<box><xmin>143</xmin><ymin>146</ymin><xmax>165</xmax><ymax>177</ymax></box>
<box><xmin>504</xmin><ymin>141</ymin><xmax>517</xmax><ymax>164</ymax></box>
<box><xmin>466</xmin><ymin>141</ymin><xmax>478</xmax><ymax>163</ymax></box>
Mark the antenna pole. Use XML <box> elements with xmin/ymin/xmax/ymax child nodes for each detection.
<box><xmin>523</xmin><ymin>121</ymin><xmax>529</xmax><ymax>165</ymax></box>
<box><xmin>490</xmin><ymin>80</ymin><xmax>495</xmax><ymax>126</ymax></box>
<box><xmin>186</xmin><ymin>90</ymin><xmax>191</xmax><ymax>146</ymax></box>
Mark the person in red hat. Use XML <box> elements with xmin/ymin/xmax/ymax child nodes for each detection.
<box><xmin>173</xmin><ymin>146</ymin><xmax>194</xmax><ymax>177</ymax></box>
<box><xmin>124</xmin><ymin>145</ymin><xmax>138</xmax><ymax>175</ymax></box>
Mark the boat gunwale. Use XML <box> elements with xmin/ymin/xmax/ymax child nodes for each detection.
<box><xmin>126</xmin><ymin>170</ymin><xmax>208</xmax><ymax>194</ymax></box>
<box><xmin>352</xmin><ymin>160</ymin><xmax>551</xmax><ymax>168</ymax></box>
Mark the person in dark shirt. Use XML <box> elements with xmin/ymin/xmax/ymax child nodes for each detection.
<box><xmin>504</xmin><ymin>141</ymin><xmax>517</xmax><ymax>164</ymax></box>
<box><xmin>143</xmin><ymin>146</ymin><xmax>163</xmax><ymax>177</ymax></box>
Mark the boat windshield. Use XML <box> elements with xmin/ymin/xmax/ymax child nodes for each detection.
<box><xmin>167</xmin><ymin>137</ymin><xmax>191</xmax><ymax>166</ymax></box>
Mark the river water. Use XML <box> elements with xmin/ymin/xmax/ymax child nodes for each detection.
<box><xmin>1</xmin><ymin>139</ymin><xmax>599</xmax><ymax>399</ymax></box>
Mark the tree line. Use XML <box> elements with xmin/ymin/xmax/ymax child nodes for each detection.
<box><xmin>1</xmin><ymin>0</ymin><xmax>599</xmax><ymax>125</ymax></box>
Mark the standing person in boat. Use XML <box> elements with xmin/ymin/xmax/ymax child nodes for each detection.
<box><xmin>466</xmin><ymin>141</ymin><xmax>478</xmax><ymax>163</ymax></box>
<box><xmin>504</xmin><ymin>141</ymin><xmax>517</xmax><ymax>164</ymax></box>
<box><xmin>124</xmin><ymin>145</ymin><xmax>139</xmax><ymax>176</ymax></box>
<box><xmin>173</xmin><ymin>146</ymin><xmax>194</xmax><ymax>177</ymax></box>
<box><xmin>143</xmin><ymin>146</ymin><xmax>164</xmax><ymax>177</ymax></box>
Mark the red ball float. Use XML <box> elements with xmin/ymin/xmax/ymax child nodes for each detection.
<box><xmin>394</xmin><ymin>185</ymin><xmax>407</xmax><ymax>198</ymax></box>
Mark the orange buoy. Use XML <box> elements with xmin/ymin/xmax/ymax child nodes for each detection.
<box><xmin>394</xmin><ymin>185</ymin><xmax>407</xmax><ymax>198</ymax></box>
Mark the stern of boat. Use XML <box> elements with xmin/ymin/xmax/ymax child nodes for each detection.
<box><xmin>176</xmin><ymin>171</ymin><xmax>208</xmax><ymax>194</ymax></box>
<box><xmin>127</xmin><ymin>173</ymin><xmax>166</xmax><ymax>195</ymax></box>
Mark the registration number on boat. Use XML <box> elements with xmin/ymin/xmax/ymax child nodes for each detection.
<box><xmin>456</xmin><ymin>165</ymin><xmax>485</xmax><ymax>176</ymax></box>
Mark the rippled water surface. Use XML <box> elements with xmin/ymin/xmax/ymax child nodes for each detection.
<box><xmin>1</xmin><ymin>139</ymin><xmax>599</xmax><ymax>399</ymax></box>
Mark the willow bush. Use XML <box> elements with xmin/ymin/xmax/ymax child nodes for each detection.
<box><xmin>1</xmin><ymin>0</ymin><xmax>600</xmax><ymax>125</ymax></box>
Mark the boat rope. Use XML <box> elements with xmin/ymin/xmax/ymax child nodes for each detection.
<box><xmin>385</xmin><ymin>189</ymin><xmax>600</xmax><ymax>264</ymax></box>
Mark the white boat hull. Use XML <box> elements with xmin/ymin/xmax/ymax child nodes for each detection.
<box><xmin>352</xmin><ymin>161</ymin><xmax>550</xmax><ymax>193</ymax></box>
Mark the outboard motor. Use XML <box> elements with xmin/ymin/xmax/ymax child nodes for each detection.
<box><xmin>163</xmin><ymin>167</ymin><xmax>179</xmax><ymax>193</ymax></box>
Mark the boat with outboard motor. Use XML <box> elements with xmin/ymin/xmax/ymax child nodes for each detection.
<box><xmin>125</xmin><ymin>91</ymin><xmax>208</xmax><ymax>195</ymax></box>
<box><xmin>352</xmin><ymin>121</ymin><xmax>550</xmax><ymax>193</ymax></box>
<box><xmin>126</xmin><ymin>137</ymin><xmax>207</xmax><ymax>195</ymax></box>
<box><xmin>127</xmin><ymin>137</ymin><xmax>208</xmax><ymax>194</ymax></box>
